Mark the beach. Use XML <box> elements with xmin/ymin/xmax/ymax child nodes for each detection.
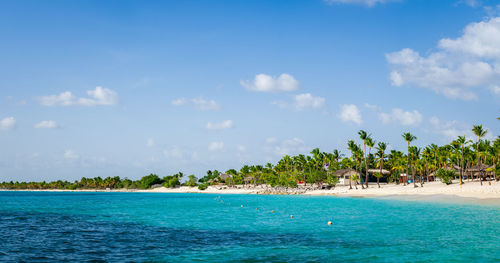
<box><xmin>12</xmin><ymin>181</ymin><xmax>500</xmax><ymax>205</ymax></box>
<box><xmin>146</xmin><ymin>181</ymin><xmax>500</xmax><ymax>204</ymax></box>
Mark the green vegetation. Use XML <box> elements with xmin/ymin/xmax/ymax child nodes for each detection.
<box><xmin>139</xmin><ymin>174</ymin><xmax>162</xmax><ymax>189</ymax></box>
<box><xmin>197</xmin><ymin>183</ymin><xmax>208</xmax><ymax>190</ymax></box>
<box><xmin>186</xmin><ymin>174</ymin><xmax>198</xmax><ymax>187</ymax></box>
<box><xmin>436</xmin><ymin>169</ymin><xmax>455</xmax><ymax>185</ymax></box>
<box><xmin>162</xmin><ymin>172</ymin><xmax>182</xmax><ymax>188</ymax></box>
<box><xmin>1</xmin><ymin>125</ymin><xmax>498</xmax><ymax>191</ymax></box>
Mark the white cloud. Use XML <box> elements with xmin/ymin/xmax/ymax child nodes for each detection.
<box><xmin>484</xmin><ymin>4</ymin><xmax>500</xmax><ymax>17</ymax></box>
<box><xmin>192</xmin><ymin>97</ymin><xmax>220</xmax><ymax>110</ymax></box>
<box><xmin>427</xmin><ymin>116</ymin><xmax>492</xmax><ymax>142</ymax></box>
<box><xmin>146</xmin><ymin>138</ymin><xmax>155</xmax><ymax>147</ymax></box>
<box><xmin>364</xmin><ymin>103</ymin><xmax>380</xmax><ymax>111</ymax></box>
<box><xmin>438</xmin><ymin>17</ymin><xmax>500</xmax><ymax>58</ymax></box>
<box><xmin>39</xmin><ymin>91</ymin><xmax>75</xmax><ymax>106</ymax></box>
<box><xmin>265</xmin><ymin>137</ymin><xmax>309</xmax><ymax>156</ymax></box>
<box><xmin>271</xmin><ymin>93</ymin><xmax>325</xmax><ymax>111</ymax></box>
<box><xmin>338</xmin><ymin>104</ymin><xmax>362</xmax><ymax>124</ymax></box>
<box><xmin>270</xmin><ymin>100</ymin><xmax>288</xmax><ymax>109</ymax></box>
<box><xmin>490</xmin><ymin>85</ymin><xmax>500</xmax><ymax>96</ymax></box>
<box><xmin>324</xmin><ymin>0</ymin><xmax>398</xmax><ymax>7</ymax></box>
<box><xmin>293</xmin><ymin>93</ymin><xmax>325</xmax><ymax>110</ymax></box>
<box><xmin>39</xmin><ymin>87</ymin><xmax>118</xmax><ymax>106</ymax></box>
<box><xmin>428</xmin><ymin>117</ymin><xmax>479</xmax><ymax>141</ymax></box>
<box><xmin>387</xmin><ymin>17</ymin><xmax>500</xmax><ymax>100</ymax></box>
<box><xmin>77</xmin><ymin>86</ymin><xmax>118</xmax><ymax>106</ymax></box>
<box><xmin>34</xmin><ymin>120</ymin><xmax>58</xmax><ymax>129</ymax></box>
<box><xmin>64</xmin><ymin>150</ymin><xmax>79</xmax><ymax>160</ymax></box>
<box><xmin>0</xmin><ymin>117</ymin><xmax>16</xmax><ymax>130</ymax></box>
<box><xmin>206</xmin><ymin>120</ymin><xmax>233</xmax><ymax>130</ymax></box>
<box><xmin>460</xmin><ymin>0</ymin><xmax>481</xmax><ymax>7</ymax></box>
<box><xmin>191</xmin><ymin>151</ymin><xmax>200</xmax><ymax>161</ymax></box>
<box><xmin>237</xmin><ymin>145</ymin><xmax>247</xmax><ymax>152</ymax></box>
<box><xmin>265</xmin><ymin>137</ymin><xmax>278</xmax><ymax>144</ymax></box>
<box><xmin>171</xmin><ymin>98</ymin><xmax>187</xmax><ymax>106</ymax></box>
<box><xmin>208</xmin><ymin>141</ymin><xmax>224</xmax><ymax>152</ymax></box>
<box><xmin>172</xmin><ymin>97</ymin><xmax>220</xmax><ymax>111</ymax></box>
<box><xmin>379</xmin><ymin>108</ymin><xmax>423</xmax><ymax>126</ymax></box>
<box><xmin>163</xmin><ymin>146</ymin><xmax>184</xmax><ymax>159</ymax></box>
<box><xmin>240</xmin><ymin>73</ymin><xmax>299</xmax><ymax>92</ymax></box>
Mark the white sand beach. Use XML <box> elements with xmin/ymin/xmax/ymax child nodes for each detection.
<box><xmin>137</xmin><ymin>181</ymin><xmax>500</xmax><ymax>204</ymax></box>
<box><xmin>304</xmin><ymin>181</ymin><xmax>500</xmax><ymax>199</ymax></box>
<box><xmin>7</xmin><ymin>181</ymin><xmax>500</xmax><ymax>205</ymax></box>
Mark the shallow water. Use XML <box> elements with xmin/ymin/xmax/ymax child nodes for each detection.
<box><xmin>0</xmin><ymin>192</ymin><xmax>499</xmax><ymax>262</ymax></box>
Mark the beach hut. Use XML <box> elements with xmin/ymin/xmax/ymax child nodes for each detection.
<box><xmin>334</xmin><ymin>168</ymin><xmax>359</xmax><ymax>186</ymax></box>
<box><xmin>466</xmin><ymin>164</ymin><xmax>495</xmax><ymax>181</ymax></box>
<box><xmin>366</xmin><ymin>169</ymin><xmax>391</xmax><ymax>183</ymax></box>
<box><xmin>399</xmin><ymin>173</ymin><xmax>408</xmax><ymax>184</ymax></box>
<box><xmin>367</xmin><ymin>169</ymin><xmax>391</xmax><ymax>175</ymax></box>
<box><xmin>218</xmin><ymin>173</ymin><xmax>231</xmax><ymax>182</ymax></box>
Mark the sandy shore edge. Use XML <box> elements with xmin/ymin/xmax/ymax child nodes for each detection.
<box><xmin>3</xmin><ymin>181</ymin><xmax>500</xmax><ymax>205</ymax></box>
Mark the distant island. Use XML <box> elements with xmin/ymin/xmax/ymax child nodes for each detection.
<box><xmin>2</xmin><ymin>126</ymin><xmax>498</xmax><ymax>201</ymax></box>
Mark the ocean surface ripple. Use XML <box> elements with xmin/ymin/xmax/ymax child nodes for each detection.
<box><xmin>0</xmin><ymin>192</ymin><xmax>498</xmax><ymax>262</ymax></box>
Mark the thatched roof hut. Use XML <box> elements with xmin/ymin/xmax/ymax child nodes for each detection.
<box><xmin>466</xmin><ymin>164</ymin><xmax>495</xmax><ymax>177</ymax></box>
<box><xmin>218</xmin><ymin>173</ymin><xmax>231</xmax><ymax>182</ymax></box>
<box><xmin>466</xmin><ymin>164</ymin><xmax>494</xmax><ymax>172</ymax></box>
<box><xmin>367</xmin><ymin>169</ymin><xmax>391</xmax><ymax>175</ymax></box>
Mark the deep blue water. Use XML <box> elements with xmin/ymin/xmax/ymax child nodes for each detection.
<box><xmin>0</xmin><ymin>192</ymin><xmax>499</xmax><ymax>262</ymax></box>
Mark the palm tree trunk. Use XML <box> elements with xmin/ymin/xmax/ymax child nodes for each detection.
<box><xmin>364</xmin><ymin>145</ymin><xmax>369</xmax><ymax>189</ymax></box>
<box><xmin>426</xmin><ymin>163</ymin><xmax>429</xmax><ymax>183</ymax></box>
<box><xmin>413</xmin><ymin>166</ymin><xmax>417</xmax><ymax>188</ymax></box>
<box><xmin>460</xmin><ymin>150</ymin><xmax>464</xmax><ymax>185</ymax></box>
<box><xmin>405</xmin><ymin>143</ymin><xmax>409</xmax><ymax>186</ymax></box>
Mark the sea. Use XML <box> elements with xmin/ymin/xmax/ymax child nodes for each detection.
<box><xmin>0</xmin><ymin>191</ymin><xmax>499</xmax><ymax>262</ymax></box>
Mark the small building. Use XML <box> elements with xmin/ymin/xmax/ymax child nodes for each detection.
<box><xmin>334</xmin><ymin>168</ymin><xmax>360</xmax><ymax>186</ymax></box>
<box><xmin>399</xmin><ymin>173</ymin><xmax>408</xmax><ymax>184</ymax></box>
<box><xmin>218</xmin><ymin>173</ymin><xmax>231</xmax><ymax>182</ymax></box>
<box><xmin>466</xmin><ymin>164</ymin><xmax>496</xmax><ymax>180</ymax></box>
<box><xmin>367</xmin><ymin>169</ymin><xmax>391</xmax><ymax>183</ymax></box>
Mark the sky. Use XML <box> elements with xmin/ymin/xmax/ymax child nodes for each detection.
<box><xmin>0</xmin><ymin>0</ymin><xmax>499</xmax><ymax>182</ymax></box>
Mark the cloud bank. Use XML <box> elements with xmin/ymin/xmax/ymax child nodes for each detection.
<box><xmin>387</xmin><ymin>17</ymin><xmax>500</xmax><ymax>100</ymax></box>
<box><xmin>338</xmin><ymin>104</ymin><xmax>362</xmax><ymax>124</ymax></box>
<box><xmin>0</xmin><ymin>117</ymin><xmax>16</xmax><ymax>130</ymax></box>
<box><xmin>241</xmin><ymin>73</ymin><xmax>299</xmax><ymax>92</ymax></box>
<box><xmin>39</xmin><ymin>87</ymin><xmax>118</xmax><ymax>106</ymax></box>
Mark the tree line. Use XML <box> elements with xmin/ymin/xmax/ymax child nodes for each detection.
<box><xmin>1</xmin><ymin>125</ymin><xmax>498</xmax><ymax>190</ymax></box>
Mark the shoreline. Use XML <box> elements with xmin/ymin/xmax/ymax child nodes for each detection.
<box><xmin>2</xmin><ymin>181</ymin><xmax>500</xmax><ymax>206</ymax></box>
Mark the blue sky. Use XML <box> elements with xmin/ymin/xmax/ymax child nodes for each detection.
<box><xmin>0</xmin><ymin>0</ymin><xmax>499</xmax><ymax>181</ymax></box>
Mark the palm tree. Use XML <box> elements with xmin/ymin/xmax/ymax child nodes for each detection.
<box><xmin>375</xmin><ymin>142</ymin><xmax>387</xmax><ymax>188</ymax></box>
<box><xmin>332</xmin><ymin>149</ymin><xmax>343</xmax><ymax>170</ymax></box>
<box><xmin>366</xmin><ymin>137</ymin><xmax>376</xmax><ymax>188</ymax></box>
<box><xmin>347</xmin><ymin>140</ymin><xmax>358</xmax><ymax>190</ymax></box>
<box><xmin>454</xmin><ymin>136</ymin><xmax>471</xmax><ymax>185</ymax></box>
<box><xmin>358</xmin><ymin>130</ymin><xmax>370</xmax><ymax>188</ymax></box>
<box><xmin>472</xmin><ymin>125</ymin><xmax>488</xmax><ymax>185</ymax></box>
<box><xmin>402</xmin><ymin>132</ymin><xmax>417</xmax><ymax>187</ymax></box>
<box><xmin>388</xmin><ymin>150</ymin><xmax>403</xmax><ymax>184</ymax></box>
<box><xmin>409</xmin><ymin>146</ymin><xmax>421</xmax><ymax>187</ymax></box>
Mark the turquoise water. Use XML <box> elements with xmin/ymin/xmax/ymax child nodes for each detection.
<box><xmin>0</xmin><ymin>192</ymin><xmax>499</xmax><ymax>262</ymax></box>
